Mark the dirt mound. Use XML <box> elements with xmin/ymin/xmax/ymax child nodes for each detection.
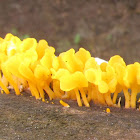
<box><xmin>0</xmin><ymin>93</ymin><xmax>140</xmax><ymax>140</ymax></box>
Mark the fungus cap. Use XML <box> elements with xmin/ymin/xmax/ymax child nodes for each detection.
<box><xmin>60</xmin><ymin>71</ymin><xmax>88</xmax><ymax>91</ymax></box>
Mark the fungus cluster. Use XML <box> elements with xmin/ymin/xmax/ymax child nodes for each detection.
<box><xmin>0</xmin><ymin>33</ymin><xmax>140</xmax><ymax>109</ymax></box>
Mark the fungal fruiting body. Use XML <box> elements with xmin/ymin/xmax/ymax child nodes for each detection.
<box><xmin>0</xmin><ymin>33</ymin><xmax>140</xmax><ymax>110</ymax></box>
<box><xmin>60</xmin><ymin>100</ymin><xmax>70</xmax><ymax>107</ymax></box>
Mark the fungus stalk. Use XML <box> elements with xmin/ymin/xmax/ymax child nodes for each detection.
<box><xmin>130</xmin><ymin>85</ymin><xmax>138</xmax><ymax>108</ymax></box>
<box><xmin>0</xmin><ymin>80</ymin><xmax>10</xmax><ymax>94</ymax></box>
<box><xmin>37</xmin><ymin>84</ymin><xmax>45</xmax><ymax>101</ymax></box>
<box><xmin>53</xmin><ymin>80</ymin><xmax>64</xmax><ymax>98</ymax></box>
<box><xmin>104</xmin><ymin>92</ymin><xmax>113</xmax><ymax>106</ymax></box>
<box><xmin>113</xmin><ymin>85</ymin><xmax>122</xmax><ymax>104</ymax></box>
<box><xmin>97</xmin><ymin>91</ymin><xmax>106</xmax><ymax>105</ymax></box>
<box><xmin>79</xmin><ymin>88</ymin><xmax>90</xmax><ymax>107</ymax></box>
<box><xmin>113</xmin><ymin>91</ymin><xmax>118</xmax><ymax>104</ymax></box>
<box><xmin>2</xmin><ymin>65</ymin><xmax>20</xmax><ymax>95</ymax></box>
<box><xmin>44</xmin><ymin>84</ymin><xmax>55</xmax><ymax>100</ymax></box>
<box><xmin>28</xmin><ymin>82</ymin><xmax>40</xmax><ymax>99</ymax></box>
<box><xmin>60</xmin><ymin>100</ymin><xmax>70</xmax><ymax>107</ymax></box>
<box><xmin>74</xmin><ymin>88</ymin><xmax>82</xmax><ymax>107</ymax></box>
<box><xmin>91</xmin><ymin>85</ymin><xmax>98</xmax><ymax>104</ymax></box>
<box><xmin>123</xmin><ymin>87</ymin><xmax>130</xmax><ymax>108</ymax></box>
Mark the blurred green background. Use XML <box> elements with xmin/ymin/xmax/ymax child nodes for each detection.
<box><xmin>0</xmin><ymin>0</ymin><xmax>140</xmax><ymax>64</ymax></box>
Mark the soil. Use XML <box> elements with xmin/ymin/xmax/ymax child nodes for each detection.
<box><xmin>0</xmin><ymin>0</ymin><xmax>140</xmax><ymax>139</ymax></box>
<box><xmin>0</xmin><ymin>92</ymin><xmax>140</xmax><ymax>140</ymax></box>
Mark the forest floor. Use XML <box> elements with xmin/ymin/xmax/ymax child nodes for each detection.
<box><xmin>0</xmin><ymin>92</ymin><xmax>140</xmax><ymax>140</ymax></box>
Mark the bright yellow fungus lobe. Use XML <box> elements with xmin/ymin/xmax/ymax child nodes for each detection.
<box><xmin>60</xmin><ymin>71</ymin><xmax>88</xmax><ymax>91</ymax></box>
<box><xmin>0</xmin><ymin>33</ymin><xmax>140</xmax><ymax>110</ymax></box>
<box><xmin>60</xmin><ymin>100</ymin><xmax>70</xmax><ymax>107</ymax></box>
<box><xmin>98</xmin><ymin>81</ymin><xmax>109</xmax><ymax>93</ymax></box>
<box><xmin>106</xmin><ymin>108</ymin><xmax>110</xmax><ymax>113</ymax></box>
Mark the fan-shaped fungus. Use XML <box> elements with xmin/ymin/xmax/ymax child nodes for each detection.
<box><xmin>0</xmin><ymin>33</ymin><xmax>140</xmax><ymax>111</ymax></box>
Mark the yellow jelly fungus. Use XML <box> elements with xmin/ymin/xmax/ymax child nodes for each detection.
<box><xmin>59</xmin><ymin>48</ymin><xmax>84</xmax><ymax>73</ymax></box>
<box><xmin>36</xmin><ymin>40</ymin><xmax>49</xmax><ymax>59</ymax></box>
<box><xmin>0</xmin><ymin>33</ymin><xmax>140</xmax><ymax>110</ymax></box>
<box><xmin>60</xmin><ymin>100</ymin><xmax>70</xmax><ymax>107</ymax></box>
<box><xmin>85</xmin><ymin>68</ymin><xmax>106</xmax><ymax>105</ymax></box>
<box><xmin>108</xmin><ymin>55</ymin><xmax>126</xmax><ymax>68</ymax></box>
<box><xmin>124</xmin><ymin>62</ymin><xmax>140</xmax><ymax>108</ymax></box>
<box><xmin>20</xmin><ymin>38</ymin><xmax>37</xmax><ymax>52</ymax></box>
<box><xmin>84</xmin><ymin>57</ymin><xmax>99</xmax><ymax>70</ymax></box>
<box><xmin>75</xmin><ymin>48</ymin><xmax>91</xmax><ymax>65</ymax></box>
<box><xmin>100</xmin><ymin>62</ymin><xmax>107</xmax><ymax>72</ymax></box>
<box><xmin>108</xmin><ymin>56</ymin><xmax>131</xmax><ymax>108</ymax></box>
<box><xmin>106</xmin><ymin>108</ymin><xmax>110</xmax><ymax>113</ymax></box>
<box><xmin>59</xmin><ymin>71</ymin><xmax>89</xmax><ymax>107</ymax></box>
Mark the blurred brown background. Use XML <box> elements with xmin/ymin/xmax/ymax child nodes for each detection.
<box><xmin>0</xmin><ymin>0</ymin><xmax>140</xmax><ymax>64</ymax></box>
